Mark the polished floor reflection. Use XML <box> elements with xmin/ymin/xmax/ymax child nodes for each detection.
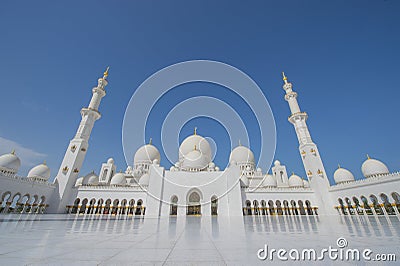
<box><xmin>0</xmin><ymin>214</ymin><xmax>398</xmax><ymax>265</ymax></box>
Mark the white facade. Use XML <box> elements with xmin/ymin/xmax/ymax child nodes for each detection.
<box><xmin>1</xmin><ymin>70</ymin><xmax>399</xmax><ymax>218</ymax></box>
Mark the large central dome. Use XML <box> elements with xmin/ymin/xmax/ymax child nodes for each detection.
<box><xmin>179</xmin><ymin>133</ymin><xmax>212</xmax><ymax>161</ymax></box>
<box><xmin>178</xmin><ymin>130</ymin><xmax>213</xmax><ymax>171</ymax></box>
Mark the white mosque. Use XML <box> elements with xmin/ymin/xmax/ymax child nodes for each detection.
<box><xmin>0</xmin><ymin>69</ymin><xmax>399</xmax><ymax>218</ymax></box>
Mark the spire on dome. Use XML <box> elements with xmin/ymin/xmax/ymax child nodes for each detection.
<box><xmin>149</xmin><ymin>138</ymin><xmax>152</xmax><ymax>145</ymax></box>
<box><xmin>194</xmin><ymin>127</ymin><xmax>197</xmax><ymax>135</ymax></box>
<box><xmin>367</xmin><ymin>154</ymin><xmax>370</xmax><ymax>160</ymax></box>
<box><xmin>282</xmin><ymin>72</ymin><xmax>288</xmax><ymax>84</ymax></box>
<box><xmin>338</xmin><ymin>164</ymin><xmax>341</xmax><ymax>169</ymax></box>
<box><xmin>103</xmin><ymin>66</ymin><xmax>110</xmax><ymax>79</ymax></box>
<box><xmin>43</xmin><ymin>160</ymin><xmax>47</xmax><ymax>165</ymax></box>
<box><xmin>11</xmin><ymin>149</ymin><xmax>15</xmax><ymax>155</ymax></box>
<box><xmin>238</xmin><ymin>139</ymin><xmax>242</xmax><ymax>146</ymax></box>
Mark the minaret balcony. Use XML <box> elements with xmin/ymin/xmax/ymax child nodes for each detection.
<box><xmin>288</xmin><ymin>112</ymin><xmax>308</xmax><ymax>123</ymax></box>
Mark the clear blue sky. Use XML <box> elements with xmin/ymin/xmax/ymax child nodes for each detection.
<box><xmin>0</xmin><ymin>0</ymin><xmax>399</xmax><ymax>184</ymax></box>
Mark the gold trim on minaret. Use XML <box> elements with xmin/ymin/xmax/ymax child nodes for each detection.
<box><xmin>282</xmin><ymin>72</ymin><xmax>288</xmax><ymax>84</ymax></box>
<box><xmin>103</xmin><ymin>66</ymin><xmax>110</xmax><ymax>79</ymax></box>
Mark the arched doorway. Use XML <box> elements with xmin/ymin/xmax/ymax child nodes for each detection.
<box><xmin>305</xmin><ymin>200</ymin><xmax>313</xmax><ymax>215</ymax></box>
<box><xmin>103</xmin><ymin>199</ymin><xmax>111</xmax><ymax>214</ymax></box>
<box><xmin>298</xmin><ymin>200</ymin><xmax>306</xmax><ymax>215</ymax></box>
<box><xmin>135</xmin><ymin>199</ymin><xmax>143</xmax><ymax>215</ymax></box>
<box><xmin>120</xmin><ymin>199</ymin><xmax>127</xmax><ymax>215</ymax></box>
<box><xmin>380</xmin><ymin>193</ymin><xmax>395</xmax><ymax>215</ymax></box>
<box><xmin>9</xmin><ymin>193</ymin><xmax>21</xmax><ymax>213</ymax></box>
<box><xmin>128</xmin><ymin>199</ymin><xmax>135</xmax><ymax>215</ymax></box>
<box><xmin>211</xmin><ymin>196</ymin><xmax>218</xmax><ymax>215</ymax></box>
<box><xmin>276</xmin><ymin>200</ymin><xmax>283</xmax><ymax>215</ymax></box>
<box><xmin>95</xmin><ymin>199</ymin><xmax>104</xmax><ymax>214</ymax></box>
<box><xmin>88</xmin><ymin>199</ymin><xmax>96</xmax><ymax>214</ymax></box>
<box><xmin>245</xmin><ymin>200</ymin><xmax>252</xmax><ymax>215</ymax></box>
<box><xmin>187</xmin><ymin>191</ymin><xmax>201</xmax><ymax>215</ymax></box>
<box><xmin>79</xmin><ymin>198</ymin><xmax>88</xmax><ymax>214</ymax></box>
<box><xmin>71</xmin><ymin>198</ymin><xmax>80</xmax><ymax>214</ymax></box>
<box><xmin>170</xmin><ymin>196</ymin><xmax>178</xmax><ymax>215</ymax></box>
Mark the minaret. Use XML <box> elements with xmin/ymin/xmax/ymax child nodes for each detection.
<box><xmin>51</xmin><ymin>68</ymin><xmax>109</xmax><ymax>213</ymax></box>
<box><xmin>281</xmin><ymin>72</ymin><xmax>334</xmax><ymax>214</ymax></box>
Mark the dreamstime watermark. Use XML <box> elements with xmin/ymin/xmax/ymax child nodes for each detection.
<box><xmin>257</xmin><ymin>237</ymin><xmax>396</xmax><ymax>262</ymax></box>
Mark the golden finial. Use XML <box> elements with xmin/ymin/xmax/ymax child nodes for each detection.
<box><xmin>11</xmin><ymin>149</ymin><xmax>15</xmax><ymax>155</ymax></box>
<box><xmin>194</xmin><ymin>127</ymin><xmax>197</xmax><ymax>135</ymax></box>
<box><xmin>338</xmin><ymin>164</ymin><xmax>341</xmax><ymax>169</ymax></box>
<box><xmin>238</xmin><ymin>139</ymin><xmax>241</xmax><ymax>146</ymax></box>
<box><xmin>282</xmin><ymin>72</ymin><xmax>288</xmax><ymax>84</ymax></box>
<box><xmin>149</xmin><ymin>138</ymin><xmax>152</xmax><ymax>145</ymax></box>
<box><xmin>43</xmin><ymin>160</ymin><xmax>47</xmax><ymax>165</ymax></box>
<box><xmin>103</xmin><ymin>66</ymin><xmax>110</xmax><ymax>79</ymax></box>
<box><xmin>291</xmin><ymin>172</ymin><xmax>295</xmax><ymax>176</ymax></box>
<box><xmin>367</xmin><ymin>154</ymin><xmax>370</xmax><ymax>160</ymax></box>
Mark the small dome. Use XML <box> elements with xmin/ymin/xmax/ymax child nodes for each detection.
<box><xmin>27</xmin><ymin>163</ymin><xmax>50</xmax><ymax>180</ymax></box>
<box><xmin>209</xmin><ymin>162</ymin><xmax>215</xmax><ymax>168</ymax></box>
<box><xmin>139</xmin><ymin>173</ymin><xmax>150</xmax><ymax>186</ymax></box>
<box><xmin>0</xmin><ymin>151</ymin><xmax>21</xmax><ymax>172</ymax></box>
<box><xmin>110</xmin><ymin>173</ymin><xmax>126</xmax><ymax>186</ymax></box>
<box><xmin>134</xmin><ymin>144</ymin><xmax>161</xmax><ymax>165</ymax></box>
<box><xmin>334</xmin><ymin>167</ymin><xmax>355</xmax><ymax>184</ymax></box>
<box><xmin>263</xmin><ymin>174</ymin><xmax>277</xmax><ymax>187</ymax></box>
<box><xmin>274</xmin><ymin>160</ymin><xmax>281</xmax><ymax>166</ymax></box>
<box><xmin>75</xmin><ymin>177</ymin><xmax>83</xmax><ymax>187</ymax></box>
<box><xmin>215</xmin><ymin>166</ymin><xmax>220</xmax><ymax>171</ymax></box>
<box><xmin>82</xmin><ymin>172</ymin><xmax>99</xmax><ymax>185</ymax></box>
<box><xmin>179</xmin><ymin>134</ymin><xmax>212</xmax><ymax>161</ymax></box>
<box><xmin>229</xmin><ymin>146</ymin><xmax>254</xmax><ymax>164</ymax></box>
<box><xmin>288</xmin><ymin>174</ymin><xmax>304</xmax><ymax>187</ymax></box>
<box><xmin>181</xmin><ymin>149</ymin><xmax>210</xmax><ymax>171</ymax></box>
<box><xmin>361</xmin><ymin>157</ymin><xmax>389</xmax><ymax>178</ymax></box>
<box><xmin>303</xmin><ymin>179</ymin><xmax>310</xmax><ymax>188</ymax></box>
<box><xmin>107</xmin><ymin>158</ymin><xmax>114</xmax><ymax>164</ymax></box>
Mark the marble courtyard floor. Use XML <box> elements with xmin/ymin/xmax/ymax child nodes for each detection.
<box><xmin>0</xmin><ymin>214</ymin><xmax>398</xmax><ymax>265</ymax></box>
